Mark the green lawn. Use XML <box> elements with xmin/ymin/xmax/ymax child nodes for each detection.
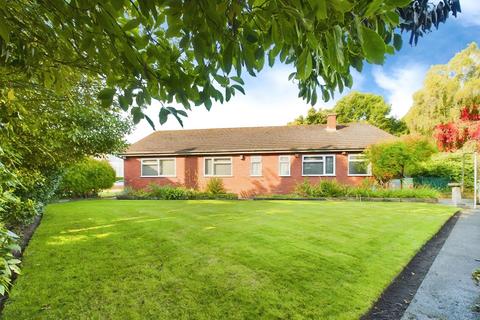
<box><xmin>3</xmin><ymin>200</ymin><xmax>456</xmax><ymax>319</ymax></box>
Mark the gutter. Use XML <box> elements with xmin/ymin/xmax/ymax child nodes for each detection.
<box><xmin>119</xmin><ymin>148</ymin><xmax>366</xmax><ymax>158</ymax></box>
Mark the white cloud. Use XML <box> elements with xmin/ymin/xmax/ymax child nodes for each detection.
<box><xmin>127</xmin><ymin>66</ymin><xmax>365</xmax><ymax>143</ymax></box>
<box><xmin>456</xmin><ymin>0</ymin><xmax>480</xmax><ymax>26</ymax></box>
<box><xmin>372</xmin><ymin>64</ymin><xmax>428</xmax><ymax>118</ymax></box>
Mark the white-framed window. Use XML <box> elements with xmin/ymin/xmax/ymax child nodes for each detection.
<box><xmin>250</xmin><ymin>156</ymin><xmax>262</xmax><ymax>176</ymax></box>
<box><xmin>278</xmin><ymin>155</ymin><xmax>291</xmax><ymax>176</ymax></box>
<box><xmin>348</xmin><ymin>154</ymin><xmax>371</xmax><ymax>176</ymax></box>
<box><xmin>141</xmin><ymin>158</ymin><xmax>176</xmax><ymax>177</ymax></box>
<box><xmin>204</xmin><ymin>157</ymin><xmax>232</xmax><ymax>176</ymax></box>
<box><xmin>302</xmin><ymin>155</ymin><xmax>335</xmax><ymax>176</ymax></box>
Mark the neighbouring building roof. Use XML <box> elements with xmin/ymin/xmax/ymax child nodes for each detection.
<box><xmin>122</xmin><ymin>123</ymin><xmax>394</xmax><ymax>156</ymax></box>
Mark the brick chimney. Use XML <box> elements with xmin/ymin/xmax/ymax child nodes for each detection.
<box><xmin>326</xmin><ymin>113</ymin><xmax>337</xmax><ymax>131</ymax></box>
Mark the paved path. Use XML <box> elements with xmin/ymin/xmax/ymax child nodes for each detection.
<box><xmin>402</xmin><ymin>209</ymin><xmax>480</xmax><ymax>320</ymax></box>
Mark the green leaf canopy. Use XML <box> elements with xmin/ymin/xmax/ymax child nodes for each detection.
<box><xmin>0</xmin><ymin>0</ymin><xmax>461</xmax><ymax>125</ymax></box>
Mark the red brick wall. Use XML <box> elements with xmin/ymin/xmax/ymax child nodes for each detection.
<box><xmin>124</xmin><ymin>153</ymin><xmax>368</xmax><ymax>196</ymax></box>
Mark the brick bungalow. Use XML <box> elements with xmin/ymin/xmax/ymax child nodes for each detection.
<box><xmin>122</xmin><ymin>114</ymin><xmax>393</xmax><ymax>196</ymax></box>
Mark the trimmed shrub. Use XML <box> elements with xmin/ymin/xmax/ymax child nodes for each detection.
<box><xmin>58</xmin><ymin>158</ymin><xmax>116</xmax><ymax>198</ymax></box>
<box><xmin>205</xmin><ymin>178</ymin><xmax>226</xmax><ymax>195</ymax></box>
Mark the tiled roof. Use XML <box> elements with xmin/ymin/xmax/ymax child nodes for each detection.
<box><xmin>123</xmin><ymin>123</ymin><xmax>394</xmax><ymax>156</ymax></box>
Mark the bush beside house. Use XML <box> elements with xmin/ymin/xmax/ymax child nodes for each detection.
<box><xmin>205</xmin><ymin>178</ymin><xmax>227</xmax><ymax>195</ymax></box>
<box><xmin>118</xmin><ymin>179</ymin><xmax>237</xmax><ymax>200</ymax></box>
<box><xmin>120</xmin><ymin>179</ymin><xmax>439</xmax><ymax>201</ymax></box>
<box><xmin>364</xmin><ymin>134</ymin><xmax>475</xmax><ymax>192</ymax></box>
<box><xmin>57</xmin><ymin>158</ymin><xmax>116</xmax><ymax>198</ymax></box>
<box><xmin>365</xmin><ymin>136</ymin><xmax>436</xmax><ymax>187</ymax></box>
<box><xmin>292</xmin><ymin>179</ymin><xmax>439</xmax><ymax>199</ymax></box>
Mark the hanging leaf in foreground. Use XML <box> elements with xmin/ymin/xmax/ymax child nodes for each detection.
<box><xmin>0</xmin><ymin>0</ymin><xmax>462</xmax><ymax>126</ymax></box>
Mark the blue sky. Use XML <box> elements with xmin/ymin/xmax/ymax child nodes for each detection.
<box><xmin>128</xmin><ymin>1</ymin><xmax>480</xmax><ymax>142</ymax></box>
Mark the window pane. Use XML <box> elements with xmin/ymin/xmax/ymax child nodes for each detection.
<box><xmin>251</xmin><ymin>156</ymin><xmax>261</xmax><ymax>176</ymax></box>
<box><xmin>251</xmin><ymin>162</ymin><xmax>261</xmax><ymax>176</ymax></box>
<box><xmin>205</xmin><ymin>159</ymin><xmax>212</xmax><ymax>175</ymax></box>
<box><xmin>325</xmin><ymin>156</ymin><xmax>334</xmax><ymax>174</ymax></box>
<box><xmin>251</xmin><ymin>156</ymin><xmax>261</xmax><ymax>163</ymax></box>
<box><xmin>279</xmin><ymin>162</ymin><xmax>290</xmax><ymax>176</ymax></box>
<box><xmin>214</xmin><ymin>163</ymin><xmax>231</xmax><ymax>175</ymax></box>
<box><xmin>303</xmin><ymin>162</ymin><xmax>323</xmax><ymax>175</ymax></box>
<box><xmin>142</xmin><ymin>160</ymin><xmax>158</xmax><ymax>176</ymax></box>
<box><xmin>304</xmin><ymin>156</ymin><xmax>323</xmax><ymax>161</ymax></box>
<box><xmin>349</xmin><ymin>154</ymin><xmax>365</xmax><ymax>161</ymax></box>
<box><xmin>349</xmin><ymin>160</ymin><xmax>369</xmax><ymax>175</ymax></box>
<box><xmin>279</xmin><ymin>156</ymin><xmax>290</xmax><ymax>162</ymax></box>
<box><xmin>160</xmin><ymin>159</ymin><xmax>175</xmax><ymax>176</ymax></box>
<box><xmin>215</xmin><ymin>158</ymin><xmax>231</xmax><ymax>163</ymax></box>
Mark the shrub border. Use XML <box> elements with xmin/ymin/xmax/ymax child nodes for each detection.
<box><xmin>252</xmin><ymin>196</ymin><xmax>438</xmax><ymax>203</ymax></box>
<box><xmin>116</xmin><ymin>195</ymin><xmax>238</xmax><ymax>200</ymax></box>
<box><xmin>116</xmin><ymin>195</ymin><xmax>438</xmax><ymax>203</ymax></box>
<box><xmin>0</xmin><ymin>214</ymin><xmax>43</xmax><ymax>312</ymax></box>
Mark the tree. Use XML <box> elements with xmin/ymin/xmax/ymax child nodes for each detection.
<box><xmin>289</xmin><ymin>107</ymin><xmax>328</xmax><ymax>125</ymax></box>
<box><xmin>404</xmin><ymin>42</ymin><xmax>480</xmax><ymax>135</ymax></box>
<box><xmin>0</xmin><ymin>70</ymin><xmax>131</xmax><ymax>224</ymax></box>
<box><xmin>366</xmin><ymin>136</ymin><xmax>436</xmax><ymax>187</ymax></box>
<box><xmin>1</xmin><ymin>71</ymin><xmax>131</xmax><ymax>170</ymax></box>
<box><xmin>434</xmin><ymin>105</ymin><xmax>480</xmax><ymax>152</ymax></box>
<box><xmin>0</xmin><ymin>46</ymin><xmax>132</xmax><ymax>295</ymax></box>
<box><xmin>0</xmin><ymin>0</ymin><xmax>461</xmax><ymax>126</ymax></box>
<box><xmin>290</xmin><ymin>91</ymin><xmax>408</xmax><ymax>135</ymax></box>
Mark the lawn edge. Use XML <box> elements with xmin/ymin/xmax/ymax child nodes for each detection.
<box><xmin>253</xmin><ymin>197</ymin><xmax>438</xmax><ymax>203</ymax></box>
<box><xmin>0</xmin><ymin>214</ymin><xmax>43</xmax><ymax>312</ymax></box>
<box><xmin>361</xmin><ymin>209</ymin><xmax>461</xmax><ymax>320</ymax></box>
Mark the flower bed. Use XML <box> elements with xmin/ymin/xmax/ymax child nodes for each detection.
<box><xmin>268</xmin><ymin>180</ymin><xmax>441</xmax><ymax>201</ymax></box>
<box><xmin>117</xmin><ymin>184</ymin><xmax>238</xmax><ymax>200</ymax></box>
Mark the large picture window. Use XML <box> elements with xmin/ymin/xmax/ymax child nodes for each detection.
<box><xmin>348</xmin><ymin>154</ymin><xmax>371</xmax><ymax>176</ymax></box>
<box><xmin>204</xmin><ymin>157</ymin><xmax>232</xmax><ymax>176</ymax></box>
<box><xmin>141</xmin><ymin>158</ymin><xmax>176</xmax><ymax>177</ymax></box>
<box><xmin>279</xmin><ymin>156</ymin><xmax>291</xmax><ymax>176</ymax></box>
<box><xmin>250</xmin><ymin>156</ymin><xmax>262</xmax><ymax>176</ymax></box>
<box><xmin>302</xmin><ymin>155</ymin><xmax>335</xmax><ymax>176</ymax></box>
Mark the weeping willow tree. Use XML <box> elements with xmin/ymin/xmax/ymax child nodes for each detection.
<box><xmin>404</xmin><ymin>42</ymin><xmax>480</xmax><ymax>136</ymax></box>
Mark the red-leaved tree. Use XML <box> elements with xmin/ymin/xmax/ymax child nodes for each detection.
<box><xmin>435</xmin><ymin>105</ymin><xmax>480</xmax><ymax>151</ymax></box>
